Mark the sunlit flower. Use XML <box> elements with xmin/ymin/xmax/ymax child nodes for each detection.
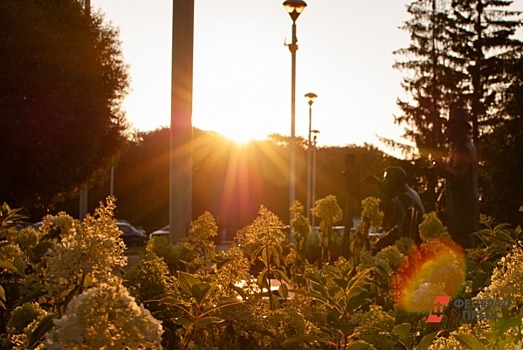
<box><xmin>418</xmin><ymin>212</ymin><xmax>450</xmax><ymax>242</ymax></box>
<box><xmin>478</xmin><ymin>242</ymin><xmax>523</xmax><ymax>306</ymax></box>
<box><xmin>43</xmin><ymin>283</ymin><xmax>163</xmax><ymax>349</ymax></box>
<box><xmin>360</xmin><ymin>197</ymin><xmax>383</xmax><ymax>229</ymax></box>
<box><xmin>43</xmin><ymin>198</ymin><xmax>127</xmax><ymax>299</ymax></box>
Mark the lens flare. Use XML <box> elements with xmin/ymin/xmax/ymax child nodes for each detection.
<box><xmin>391</xmin><ymin>238</ymin><xmax>465</xmax><ymax>312</ymax></box>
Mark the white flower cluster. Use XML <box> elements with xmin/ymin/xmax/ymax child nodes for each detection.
<box><xmin>479</xmin><ymin>243</ymin><xmax>523</xmax><ymax>305</ymax></box>
<box><xmin>427</xmin><ymin>325</ymin><xmax>474</xmax><ymax>350</ymax></box>
<box><xmin>43</xmin><ymin>204</ymin><xmax>127</xmax><ymax>298</ymax></box>
<box><xmin>43</xmin><ymin>283</ymin><xmax>163</xmax><ymax>349</ymax></box>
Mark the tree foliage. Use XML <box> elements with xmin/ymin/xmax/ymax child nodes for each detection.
<box><xmin>394</xmin><ymin>0</ymin><xmax>522</xmax><ymax>156</ymax></box>
<box><xmin>0</xmin><ymin>0</ymin><xmax>129</xmax><ymax>215</ymax></box>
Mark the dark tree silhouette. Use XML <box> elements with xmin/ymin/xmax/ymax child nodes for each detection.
<box><xmin>0</xmin><ymin>0</ymin><xmax>129</xmax><ymax>216</ymax></box>
<box><xmin>394</xmin><ymin>0</ymin><xmax>522</xmax><ymax>153</ymax></box>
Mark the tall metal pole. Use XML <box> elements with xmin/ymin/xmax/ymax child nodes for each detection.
<box><xmin>79</xmin><ymin>0</ymin><xmax>91</xmax><ymax>220</ymax></box>
<box><xmin>289</xmin><ymin>21</ymin><xmax>297</xmax><ymax>224</ymax></box>
<box><xmin>170</xmin><ymin>0</ymin><xmax>194</xmax><ymax>244</ymax></box>
<box><xmin>109</xmin><ymin>161</ymin><xmax>115</xmax><ymax>196</ymax></box>
<box><xmin>306</xmin><ymin>101</ymin><xmax>312</xmax><ymax>222</ymax></box>
<box><xmin>304</xmin><ymin>92</ymin><xmax>316</xmax><ymax>222</ymax></box>
<box><xmin>311</xmin><ymin>132</ymin><xmax>318</xmax><ymax>229</ymax></box>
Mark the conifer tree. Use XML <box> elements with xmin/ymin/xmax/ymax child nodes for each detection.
<box><xmin>394</xmin><ymin>0</ymin><xmax>522</xmax><ymax>152</ymax></box>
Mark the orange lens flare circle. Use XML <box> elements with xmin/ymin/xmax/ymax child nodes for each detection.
<box><xmin>391</xmin><ymin>238</ymin><xmax>466</xmax><ymax>313</ymax></box>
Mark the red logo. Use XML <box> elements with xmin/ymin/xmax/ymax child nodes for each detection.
<box><xmin>427</xmin><ymin>295</ymin><xmax>451</xmax><ymax>323</ymax></box>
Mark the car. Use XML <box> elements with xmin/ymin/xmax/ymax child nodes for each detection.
<box><xmin>149</xmin><ymin>225</ymin><xmax>169</xmax><ymax>238</ymax></box>
<box><xmin>116</xmin><ymin>220</ymin><xmax>147</xmax><ymax>246</ymax></box>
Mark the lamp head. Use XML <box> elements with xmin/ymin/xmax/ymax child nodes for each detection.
<box><xmin>304</xmin><ymin>92</ymin><xmax>317</xmax><ymax>106</ymax></box>
<box><xmin>283</xmin><ymin>0</ymin><xmax>307</xmax><ymax>22</ymax></box>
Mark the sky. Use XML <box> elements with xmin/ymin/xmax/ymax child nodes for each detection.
<box><xmin>90</xmin><ymin>0</ymin><xmax>523</xmax><ymax>151</ymax></box>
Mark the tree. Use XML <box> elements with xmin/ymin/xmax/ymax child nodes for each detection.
<box><xmin>0</xmin><ymin>0</ymin><xmax>129</xmax><ymax>216</ymax></box>
<box><xmin>451</xmin><ymin>0</ymin><xmax>523</xmax><ymax>141</ymax></box>
<box><xmin>394</xmin><ymin>0</ymin><xmax>461</xmax><ymax>158</ymax></box>
<box><xmin>478</xmin><ymin>55</ymin><xmax>523</xmax><ymax>225</ymax></box>
<box><xmin>394</xmin><ymin>0</ymin><xmax>522</xmax><ymax>152</ymax></box>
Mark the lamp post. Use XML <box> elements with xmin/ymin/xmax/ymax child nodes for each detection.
<box><xmin>311</xmin><ymin>129</ymin><xmax>319</xmax><ymax>228</ymax></box>
<box><xmin>283</xmin><ymin>0</ymin><xmax>307</xmax><ymax>225</ymax></box>
<box><xmin>304</xmin><ymin>92</ymin><xmax>317</xmax><ymax>222</ymax></box>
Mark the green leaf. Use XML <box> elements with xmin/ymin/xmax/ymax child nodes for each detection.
<box><xmin>345</xmin><ymin>284</ymin><xmax>370</xmax><ymax>312</ymax></box>
<box><xmin>175</xmin><ymin>315</ymin><xmax>195</xmax><ymax>328</ymax></box>
<box><xmin>159</xmin><ymin>295</ymin><xmax>180</xmax><ymax>306</ymax></box>
<box><xmin>415</xmin><ymin>332</ymin><xmax>438</xmax><ymax>350</ymax></box>
<box><xmin>0</xmin><ymin>260</ymin><xmax>19</xmax><ymax>273</ymax></box>
<box><xmin>261</xmin><ymin>246</ymin><xmax>270</xmax><ymax>266</ymax></box>
<box><xmin>495</xmin><ymin>315</ymin><xmax>522</xmax><ymax>334</ymax></box>
<box><xmin>454</xmin><ymin>334</ymin><xmax>488</xmax><ymax>350</ymax></box>
<box><xmin>269</xmin><ymin>246</ymin><xmax>280</xmax><ymax>264</ymax></box>
<box><xmin>195</xmin><ymin>316</ymin><xmax>223</xmax><ymax>330</ymax></box>
<box><xmin>393</xmin><ymin>323</ymin><xmax>413</xmax><ymax>346</ymax></box>
<box><xmin>0</xmin><ymin>286</ymin><xmax>5</xmax><ymax>309</ymax></box>
<box><xmin>191</xmin><ymin>282</ymin><xmax>216</xmax><ymax>305</ymax></box>
<box><xmin>393</xmin><ymin>323</ymin><xmax>412</xmax><ymax>338</ymax></box>
<box><xmin>333</xmin><ymin>278</ymin><xmax>348</xmax><ymax>290</ymax></box>
<box><xmin>178</xmin><ymin>271</ymin><xmax>201</xmax><ymax>295</ymax></box>
<box><xmin>28</xmin><ymin>314</ymin><xmax>55</xmax><ymax>349</ymax></box>
<box><xmin>257</xmin><ymin>270</ymin><xmax>269</xmax><ymax>290</ymax></box>
<box><xmin>347</xmin><ymin>340</ymin><xmax>377</xmax><ymax>350</ymax></box>
<box><xmin>32</xmin><ymin>241</ymin><xmax>54</xmax><ymax>260</ymax></box>
<box><xmin>281</xmin><ymin>334</ymin><xmax>331</xmax><ymax>345</ymax></box>
<box><xmin>252</xmin><ymin>246</ymin><xmax>264</xmax><ymax>262</ymax></box>
<box><xmin>272</xmin><ymin>268</ymin><xmax>290</xmax><ymax>283</ymax></box>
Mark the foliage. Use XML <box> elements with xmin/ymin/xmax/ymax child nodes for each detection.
<box><xmin>0</xmin><ymin>0</ymin><xmax>129</xmax><ymax>214</ymax></box>
<box><xmin>311</xmin><ymin>195</ymin><xmax>343</xmax><ymax>264</ymax></box>
<box><xmin>41</xmin><ymin>198</ymin><xmax>127</xmax><ymax>311</ymax></box>
<box><xmin>0</xmin><ymin>198</ymin><xmax>163</xmax><ymax>349</ymax></box>
<box><xmin>350</xmin><ymin>197</ymin><xmax>382</xmax><ymax>268</ymax></box>
<box><xmin>290</xmin><ymin>201</ymin><xmax>312</xmax><ymax>287</ymax></box>
<box><xmin>124</xmin><ymin>251</ymin><xmax>176</xmax><ymax>304</ymax></box>
<box><xmin>236</xmin><ymin>206</ymin><xmax>289</xmax><ymax>310</ymax></box>
<box><xmin>394</xmin><ymin>0</ymin><xmax>523</xmax><ymax>154</ymax></box>
<box><xmin>81</xmin><ymin>127</ymin><xmax>393</xmax><ymax>237</ymax></box>
<box><xmin>179</xmin><ymin>211</ymin><xmax>218</xmax><ymax>275</ymax></box>
<box><xmin>43</xmin><ymin>283</ymin><xmax>163</xmax><ymax>349</ymax></box>
<box><xmin>479</xmin><ymin>117</ymin><xmax>523</xmax><ymax>226</ymax></box>
<box><xmin>2</xmin><ymin>197</ymin><xmax>523</xmax><ymax>349</ymax></box>
<box><xmin>418</xmin><ymin>211</ymin><xmax>451</xmax><ymax>242</ymax></box>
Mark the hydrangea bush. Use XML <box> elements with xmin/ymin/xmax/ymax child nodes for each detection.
<box><xmin>1</xmin><ymin>196</ymin><xmax>522</xmax><ymax>349</ymax></box>
<box><xmin>0</xmin><ymin>198</ymin><xmax>163</xmax><ymax>349</ymax></box>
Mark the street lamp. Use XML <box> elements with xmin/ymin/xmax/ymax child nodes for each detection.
<box><xmin>283</xmin><ymin>0</ymin><xmax>307</xmax><ymax>225</ymax></box>
<box><xmin>311</xmin><ymin>129</ymin><xmax>320</xmax><ymax>228</ymax></box>
<box><xmin>304</xmin><ymin>92</ymin><xmax>317</xmax><ymax>222</ymax></box>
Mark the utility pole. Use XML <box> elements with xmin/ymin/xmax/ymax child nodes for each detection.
<box><xmin>170</xmin><ymin>0</ymin><xmax>194</xmax><ymax>244</ymax></box>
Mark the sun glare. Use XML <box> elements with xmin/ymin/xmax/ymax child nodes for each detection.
<box><xmin>220</xmin><ymin>129</ymin><xmax>259</xmax><ymax>145</ymax></box>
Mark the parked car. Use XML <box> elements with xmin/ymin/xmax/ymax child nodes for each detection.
<box><xmin>149</xmin><ymin>225</ymin><xmax>169</xmax><ymax>238</ymax></box>
<box><xmin>116</xmin><ymin>220</ymin><xmax>147</xmax><ymax>246</ymax></box>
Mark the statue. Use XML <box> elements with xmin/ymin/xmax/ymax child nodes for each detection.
<box><xmin>365</xmin><ymin>166</ymin><xmax>425</xmax><ymax>249</ymax></box>
<box><xmin>435</xmin><ymin>108</ymin><xmax>479</xmax><ymax>248</ymax></box>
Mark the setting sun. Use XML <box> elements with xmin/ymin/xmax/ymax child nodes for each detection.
<box><xmin>213</xmin><ymin>126</ymin><xmax>258</xmax><ymax>146</ymax></box>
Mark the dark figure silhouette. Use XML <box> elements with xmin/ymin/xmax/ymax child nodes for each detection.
<box><xmin>435</xmin><ymin>108</ymin><xmax>479</xmax><ymax>248</ymax></box>
<box><xmin>366</xmin><ymin>166</ymin><xmax>425</xmax><ymax>249</ymax></box>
